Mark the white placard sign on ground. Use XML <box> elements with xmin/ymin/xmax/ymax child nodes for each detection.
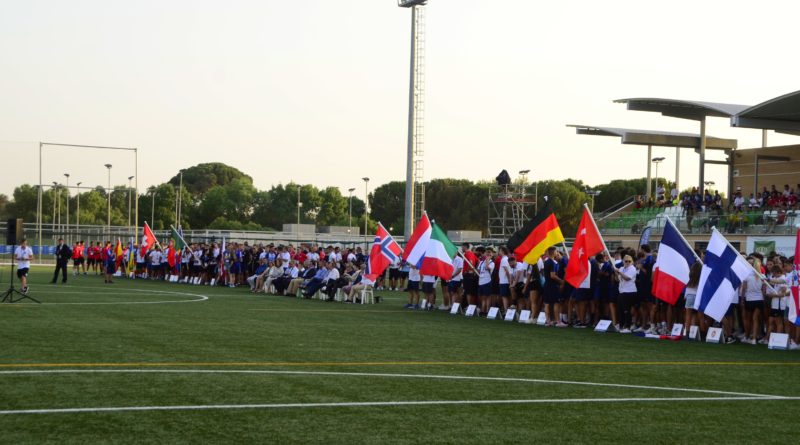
<box><xmin>671</xmin><ymin>323</ymin><xmax>684</xmax><ymax>337</ymax></box>
<box><xmin>504</xmin><ymin>308</ymin><xmax>516</xmax><ymax>322</ymax></box>
<box><xmin>464</xmin><ymin>305</ymin><xmax>477</xmax><ymax>317</ymax></box>
<box><xmin>518</xmin><ymin>310</ymin><xmax>531</xmax><ymax>324</ymax></box>
<box><xmin>768</xmin><ymin>333</ymin><xmax>790</xmax><ymax>350</ymax></box>
<box><xmin>688</xmin><ymin>325</ymin><xmax>699</xmax><ymax>340</ymax></box>
<box><xmin>536</xmin><ymin>312</ymin><xmax>547</xmax><ymax>325</ymax></box>
<box><xmin>450</xmin><ymin>302</ymin><xmax>461</xmax><ymax>315</ymax></box>
<box><xmin>487</xmin><ymin>307</ymin><xmax>500</xmax><ymax>320</ymax></box>
<box><xmin>420</xmin><ymin>299</ymin><xmax>427</xmax><ymax>310</ymax></box>
<box><xmin>706</xmin><ymin>327</ymin><xmax>723</xmax><ymax>343</ymax></box>
<box><xmin>594</xmin><ymin>320</ymin><xmax>612</xmax><ymax>333</ymax></box>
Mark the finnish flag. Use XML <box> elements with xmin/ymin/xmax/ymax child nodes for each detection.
<box><xmin>694</xmin><ymin>229</ymin><xmax>751</xmax><ymax>322</ymax></box>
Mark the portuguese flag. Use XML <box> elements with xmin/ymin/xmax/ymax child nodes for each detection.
<box><xmin>170</xmin><ymin>225</ymin><xmax>188</xmax><ymax>250</ymax></box>
<box><xmin>507</xmin><ymin>203</ymin><xmax>565</xmax><ymax>264</ymax></box>
<box><xmin>419</xmin><ymin>220</ymin><xmax>458</xmax><ymax>281</ymax></box>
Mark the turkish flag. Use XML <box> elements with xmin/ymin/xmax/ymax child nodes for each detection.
<box><xmin>140</xmin><ymin>221</ymin><xmax>160</xmax><ymax>256</ymax></box>
<box><xmin>565</xmin><ymin>208</ymin><xmax>605</xmax><ymax>288</ymax></box>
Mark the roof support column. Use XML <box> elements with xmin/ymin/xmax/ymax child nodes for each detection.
<box><xmin>675</xmin><ymin>146</ymin><xmax>680</xmax><ymax>194</ymax></box>
<box><xmin>762</xmin><ymin>129</ymin><xmax>768</xmax><ymax>148</ymax></box>
<box><xmin>646</xmin><ymin>144</ymin><xmax>652</xmax><ymax>200</ymax></box>
<box><xmin>698</xmin><ymin>116</ymin><xmax>707</xmax><ymax>193</ymax></box>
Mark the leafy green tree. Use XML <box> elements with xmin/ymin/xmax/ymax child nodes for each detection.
<box><xmin>168</xmin><ymin>163</ymin><xmax>252</xmax><ymax>197</ymax></box>
<box><xmin>369</xmin><ymin>181</ymin><xmax>405</xmax><ymax>231</ymax></box>
<box><xmin>537</xmin><ymin>180</ymin><xmax>588</xmax><ymax>235</ymax></box>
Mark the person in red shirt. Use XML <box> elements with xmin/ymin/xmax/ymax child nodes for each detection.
<box><xmin>461</xmin><ymin>243</ymin><xmax>479</xmax><ymax>307</ymax></box>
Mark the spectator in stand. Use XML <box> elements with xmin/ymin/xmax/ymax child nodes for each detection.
<box><xmin>748</xmin><ymin>193</ymin><xmax>759</xmax><ymax>209</ymax></box>
<box><xmin>732</xmin><ymin>192</ymin><xmax>744</xmax><ymax>211</ymax></box>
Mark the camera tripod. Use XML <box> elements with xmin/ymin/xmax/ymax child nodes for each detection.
<box><xmin>1</xmin><ymin>245</ymin><xmax>41</xmax><ymax>304</ymax></box>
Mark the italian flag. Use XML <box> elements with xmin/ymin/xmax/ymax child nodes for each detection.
<box><xmin>419</xmin><ymin>221</ymin><xmax>458</xmax><ymax>281</ymax></box>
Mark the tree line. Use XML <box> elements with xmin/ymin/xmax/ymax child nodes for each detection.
<box><xmin>0</xmin><ymin>162</ymin><xmax>661</xmax><ymax>237</ymax></box>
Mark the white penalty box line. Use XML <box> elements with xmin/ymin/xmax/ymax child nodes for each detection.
<box><xmin>0</xmin><ymin>368</ymin><xmax>795</xmax><ymax>415</ymax></box>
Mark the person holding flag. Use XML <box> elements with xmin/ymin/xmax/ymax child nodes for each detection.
<box><xmin>104</xmin><ymin>240</ymin><xmax>116</xmax><ymax>284</ymax></box>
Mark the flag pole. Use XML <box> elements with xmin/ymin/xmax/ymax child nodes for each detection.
<box><xmin>583</xmin><ymin>203</ymin><xmax>609</xmax><ymax>253</ymax></box>
<box><xmin>560</xmin><ymin>241</ymin><xmax>570</xmax><ymax>260</ymax></box>
<box><xmin>710</xmin><ymin>226</ymin><xmax>776</xmax><ymax>292</ymax></box>
<box><xmin>664</xmin><ymin>215</ymin><xmax>702</xmax><ymax>262</ymax></box>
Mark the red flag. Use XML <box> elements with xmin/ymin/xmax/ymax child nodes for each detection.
<box><xmin>140</xmin><ymin>222</ymin><xmax>159</xmax><ymax>256</ymax></box>
<box><xmin>565</xmin><ymin>208</ymin><xmax>605</xmax><ymax>288</ymax></box>
<box><xmin>167</xmin><ymin>240</ymin><xmax>177</xmax><ymax>269</ymax></box>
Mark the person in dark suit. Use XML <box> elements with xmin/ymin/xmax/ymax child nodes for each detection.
<box><xmin>51</xmin><ymin>238</ymin><xmax>72</xmax><ymax>284</ymax></box>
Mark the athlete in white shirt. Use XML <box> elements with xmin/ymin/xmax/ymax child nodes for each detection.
<box><xmin>14</xmin><ymin>239</ymin><xmax>34</xmax><ymax>293</ymax></box>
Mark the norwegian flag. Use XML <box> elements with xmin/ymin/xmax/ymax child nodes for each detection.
<box><xmin>367</xmin><ymin>223</ymin><xmax>402</xmax><ymax>281</ymax></box>
<box><xmin>790</xmin><ymin>228</ymin><xmax>800</xmax><ymax>326</ymax></box>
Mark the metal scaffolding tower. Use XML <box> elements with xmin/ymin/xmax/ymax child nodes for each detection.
<box><xmin>487</xmin><ymin>182</ymin><xmax>537</xmax><ymax>240</ymax></box>
<box><xmin>399</xmin><ymin>0</ymin><xmax>427</xmax><ymax>239</ymax></box>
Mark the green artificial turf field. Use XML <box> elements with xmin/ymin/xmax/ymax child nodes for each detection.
<box><xmin>1</xmin><ymin>266</ymin><xmax>799</xmax><ymax>444</ymax></box>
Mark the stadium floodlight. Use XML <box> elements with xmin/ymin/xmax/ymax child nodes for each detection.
<box><xmin>348</xmin><ymin>187</ymin><xmax>356</xmax><ymax>233</ymax></box>
<box><xmin>64</xmin><ymin>173</ymin><xmax>70</xmax><ymax>239</ymax></box>
<box><xmin>105</xmin><ymin>164</ymin><xmax>112</xmax><ymax>235</ymax></box>
<box><xmin>398</xmin><ymin>0</ymin><xmax>427</xmax><ymax>7</ymax></box>
<box><xmin>363</xmin><ymin>178</ymin><xmax>370</xmax><ymax>248</ymax></box>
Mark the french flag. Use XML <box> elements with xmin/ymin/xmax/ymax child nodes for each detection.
<box><xmin>402</xmin><ymin>213</ymin><xmax>432</xmax><ymax>268</ymax></box>
<box><xmin>652</xmin><ymin>218</ymin><xmax>699</xmax><ymax>305</ymax></box>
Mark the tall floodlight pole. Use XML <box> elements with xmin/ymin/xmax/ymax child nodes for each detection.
<box><xmin>399</xmin><ymin>0</ymin><xmax>427</xmax><ymax>240</ymax></box>
<box><xmin>76</xmin><ymin>182</ymin><xmax>82</xmax><ymax>233</ymax></box>
<box><xmin>348</xmin><ymin>187</ymin><xmax>355</xmax><ymax>235</ymax></box>
<box><xmin>149</xmin><ymin>186</ymin><xmax>157</xmax><ymax>227</ymax></box>
<box><xmin>105</xmin><ymin>164</ymin><xmax>112</xmax><ymax>237</ymax></box>
<box><xmin>652</xmin><ymin>157</ymin><xmax>665</xmax><ymax>201</ymax></box>
<box><xmin>51</xmin><ymin>182</ymin><xmax>58</xmax><ymax>238</ymax></box>
<box><xmin>363</xmin><ymin>177</ymin><xmax>370</xmax><ymax>249</ymax></box>
<box><xmin>177</xmin><ymin>170</ymin><xmax>183</xmax><ymax>228</ymax></box>
<box><xmin>128</xmin><ymin>176</ymin><xmax>134</xmax><ymax>235</ymax></box>
<box><xmin>64</xmin><ymin>173</ymin><xmax>70</xmax><ymax>241</ymax></box>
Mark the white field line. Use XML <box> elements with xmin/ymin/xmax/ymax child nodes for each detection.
<box><xmin>0</xmin><ymin>369</ymin><xmax>781</xmax><ymax>399</ymax></box>
<box><xmin>25</xmin><ymin>287</ymin><xmax>209</xmax><ymax>305</ymax></box>
<box><xmin>2</xmin><ymin>396</ymin><xmax>799</xmax><ymax>415</ymax></box>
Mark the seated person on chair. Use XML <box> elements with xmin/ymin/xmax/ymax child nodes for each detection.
<box><xmin>302</xmin><ymin>261</ymin><xmax>330</xmax><ymax>298</ymax></box>
<box><xmin>247</xmin><ymin>258</ymin><xmax>269</xmax><ymax>292</ymax></box>
<box><xmin>274</xmin><ymin>259</ymin><xmax>299</xmax><ymax>295</ymax></box>
<box><xmin>348</xmin><ymin>271</ymin><xmax>375</xmax><ymax>303</ymax></box>
<box><xmin>341</xmin><ymin>263</ymin><xmax>364</xmax><ymax>298</ymax></box>
<box><xmin>288</xmin><ymin>260</ymin><xmax>315</xmax><ymax>296</ymax></box>
<box><xmin>323</xmin><ymin>261</ymin><xmax>341</xmax><ymax>301</ymax></box>
<box><xmin>262</xmin><ymin>258</ymin><xmax>285</xmax><ymax>294</ymax></box>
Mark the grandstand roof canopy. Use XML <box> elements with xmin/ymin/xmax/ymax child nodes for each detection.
<box><xmin>613</xmin><ymin>98</ymin><xmax>751</xmax><ymax>121</ymax></box>
<box><xmin>566</xmin><ymin>125</ymin><xmax>738</xmax><ymax>150</ymax></box>
<box><xmin>731</xmin><ymin>90</ymin><xmax>800</xmax><ymax>136</ymax></box>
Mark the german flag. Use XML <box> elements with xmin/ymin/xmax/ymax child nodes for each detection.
<box><xmin>507</xmin><ymin>204</ymin><xmax>565</xmax><ymax>264</ymax></box>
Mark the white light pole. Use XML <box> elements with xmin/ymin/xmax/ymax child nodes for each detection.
<box><xmin>586</xmin><ymin>189</ymin><xmax>601</xmax><ymax>213</ymax></box>
<box><xmin>76</xmin><ymin>182</ymin><xmax>82</xmax><ymax>233</ymax></box>
<box><xmin>64</xmin><ymin>173</ymin><xmax>70</xmax><ymax>241</ymax></box>
<box><xmin>149</xmin><ymin>186</ymin><xmax>157</xmax><ymax>227</ymax></box>
<box><xmin>51</xmin><ymin>182</ymin><xmax>58</xmax><ymax>237</ymax></box>
<box><xmin>127</xmin><ymin>175</ymin><xmax>134</xmax><ymax>234</ymax></box>
<box><xmin>105</xmin><ymin>164</ymin><xmax>112</xmax><ymax>236</ymax></box>
<box><xmin>652</xmin><ymin>157</ymin><xmax>665</xmax><ymax>201</ymax></box>
<box><xmin>348</xmin><ymin>187</ymin><xmax>355</xmax><ymax>235</ymax></box>
<box><xmin>362</xmin><ymin>177</ymin><xmax>370</xmax><ymax>248</ymax></box>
